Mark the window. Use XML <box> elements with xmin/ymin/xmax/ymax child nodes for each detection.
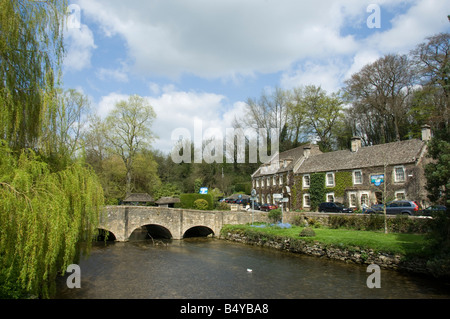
<box><xmin>279</xmin><ymin>174</ymin><xmax>283</xmax><ymax>185</ymax></box>
<box><xmin>349</xmin><ymin>192</ymin><xmax>357</xmax><ymax>207</ymax></box>
<box><xmin>267</xmin><ymin>194</ymin><xmax>271</xmax><ymax>204</ymax></box>
<box><xmin>394</xmin><ymin>166</ymin><xmax>406</xmax><ymax>183</ymax></box>
<box><xmin>326</xmin><ymin>172</ymin><xmax>335</xmax><ymax>187</ymax></box>
<box><xmin>360</xmin><ymin>193</ymin><xmax>369</xmax><ymax>207</ymax></box>
<box><xmin>273</xmin><ymin>175</ymin><xmax>276</xmax><ymax>186</ymax></box>
<box><xmin>303</xmin><ymin>193</ymin><xmax>311</xmax><ymax>208</ymax></box>
<box><xmin>326</xmin><ymin>192</ymin><xmax>335</xmax><ymax>202</ymax></box>
<box><xmin>395</xmin><ymin>190</ymin><xmax>406</xmax><ymax>200</ymax></box>
<box><xmin>303</xmin><ymin>174</ymin><xmax>310</xmax><ymax>188</ymax></box>
<box><xmin>353</xmin><ymin>170</ymin><xmax>363</xmax><ymax>185</ymax></box>
<box><xmin>256</xmin><ymin>178</ymin><xmax>259</xmax><ymax>188</ymax></box>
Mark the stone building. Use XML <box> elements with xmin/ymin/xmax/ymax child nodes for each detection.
<box><xmin>251</xmin><ymin>125</ymin><xmax>432</xmax><ymax>211</ymax></box>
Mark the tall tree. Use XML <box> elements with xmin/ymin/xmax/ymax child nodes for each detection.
<box><xmin>302</xmin><ymin>85</ymin><xmax>344</xmax><ymax>152</ymax></box>
<box><xmin>104</xmin><ymin>95</ymin><xmax>157</xmax><ymax>195</ymax></box>
<box><xmin>344</xmin><ymin>54</ymin><xmax>415</xmax><ymax>144</ymax></box>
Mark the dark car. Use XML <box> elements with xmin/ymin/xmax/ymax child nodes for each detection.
<box><xmin>419</xmin><ymin>205</ymin><xmax>447</xmax><ymax>217</ymax></box>
<box><xmin>235</xmin><ymin>198</ymin><xmax>251</xmax><ymax>206</ymax></box>
<box><xmin>318</xmin><ymin>202</ymin><xmax>354</xmax><ymax>213</ymax></box>
<box><xmin>366</xmin><ymin>200</ymin><xmax>421</xmax><ymax>215</ymax></box>
<box><xmin>260</xmin><ymin>203</ymin><xmax>278</xmax><ymax>211</ymax></box>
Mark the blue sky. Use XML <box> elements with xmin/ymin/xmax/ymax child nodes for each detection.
<box><xmin>62</xmin><ymin>0</ymin><xmax>449</xmax><ymax>154</ymax></box>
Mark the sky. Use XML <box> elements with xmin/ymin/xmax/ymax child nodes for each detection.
<box><xmin>62</xmin><ymin>0</ymin><xmax>450</xmax><ymax>154</ymax></box>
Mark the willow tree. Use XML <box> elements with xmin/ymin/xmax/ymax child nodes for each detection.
<box><xmin>0</xmin><ymin>0</ymin><xmax>66</xmax><ymax>150</ymax></box>
<box><xmin>0</xmin><ymin>143</ymin><xmax>104</xmax><ymax>298</ymax></box>
<box><xmin>0</xmin><ymin>1</ymin><xmax>106</xmax><ymax>298</ymax></box>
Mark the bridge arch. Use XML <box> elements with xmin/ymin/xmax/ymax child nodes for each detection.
<box><xmin>183</xmin><ymin>226</ymin><xmax>214</xmax><ymax>238</ymax></box>
<box><xmin>96</xmin><ymin>228</ymin><xmax>117</xmax><ymax>241</ymax></box>
<box><xmin>130</xmin><ymin>224</ymin><xmax>172</xmax><ymax>240</ymax></box>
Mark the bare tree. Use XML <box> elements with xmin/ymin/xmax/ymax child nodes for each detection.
<box><xmin>344</xmin><ymin>54</ymin><xmax>415</xmax><ymax>144</ymax></box>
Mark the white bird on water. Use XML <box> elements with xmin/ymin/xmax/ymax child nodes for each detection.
<box><xmin>247</xmin><ymin>268</ymin><xmax>252</xmax><ymax>272</ymax></box>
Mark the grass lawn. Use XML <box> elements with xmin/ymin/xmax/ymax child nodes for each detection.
<box><xmin>221</xmin><ymin>224</ymin><xmax>431</xmax><ymax>257</ymax></box>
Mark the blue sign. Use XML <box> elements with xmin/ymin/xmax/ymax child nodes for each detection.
<box><xmin>199</xmin><ymin>187</ymin><xmax>208</xmax><ymax>194</ymax></box>
<box><xmin>371</xmin><ymin>174</ymin><xmax>384</xmax><ymax>186</ymax></box>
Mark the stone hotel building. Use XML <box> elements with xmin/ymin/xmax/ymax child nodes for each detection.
<box><xmin>251</xmin><ymin>125</ymin><xmax>433</xmax><ymax>211</ymax></box>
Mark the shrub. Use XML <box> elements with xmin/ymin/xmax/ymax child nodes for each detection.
<box><xmin>268</xmin><ymin>208</ymin><xmax>282</xmax><ymax>223</ymax></box>
<box><xmin>193</xmin><ymin>199</ymin><xmax>209</xmax><ymax>210</ymax></box>
<box><xmin>179</xmin><ymin>193</ymin><xmax>214</xmax><ymax>210</ymax></box>
<box><xmin>215</xmin><ymin>201</ymin><xmax>230</xmax><ymax>210</ymax></box>
<box><xmin>299</xmin><ymin>227</ymin><xmax>316</xmax><ymax>237</ymax></box>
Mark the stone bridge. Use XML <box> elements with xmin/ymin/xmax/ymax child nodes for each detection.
<box><xmin>98</xmin><ymin>206</ymin><xmax>269</xmax><ymax>241</ymax></box>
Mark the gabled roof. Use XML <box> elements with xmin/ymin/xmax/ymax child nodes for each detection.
<box><xmin>155</xmin><ymin>197</ymin><xmax>180</xmax><ymax>205</ymax></box>
<box><xmin>252</xmin><ymin>144</ymin><xmax>321</xmax><ymax>178</ymax></box>
<box><xmin>123</xmin><ymin>193</ymin><xmax>154</xmax><ymax>202</ymax></box>
<box><xmin>295</xmin><ymin>139</ymin><xmax>426</xmax><ymax>174</ymax></box>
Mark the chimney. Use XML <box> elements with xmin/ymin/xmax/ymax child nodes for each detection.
<box><xmin>303</xmin><ymin>145</ymin><xmax>311</xmax><ymax>158</ymax></box>
<box><xmin>351</xmin><ymin>136</ymin><xmax>362</xmax><ymax>152</ymax></box>
<box><xmin>421</xmin><ymin>124</ymin><xmax>431</xmax><ymax>141</ymax></box>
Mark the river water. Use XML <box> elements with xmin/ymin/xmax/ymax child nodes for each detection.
<box><xmin>55</xmin><ymin>238</ymin><xmax>450</xmax><ymax>299</ymax></box>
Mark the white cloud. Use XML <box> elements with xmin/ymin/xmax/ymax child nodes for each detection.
<box><xmin>365</xmin><ymin>0</ymin><xmax>450</xmax><ymax>54</ymax></box>
<box><xmin>64</xmin><ymin>23</ymin><xmax>96</xmax><ymax>71</ymax></box>
<box><xmin>76</xmin><ymin>0</ymin><xmax>363</xmax><ymax>79</ymax></box>
<box><xmin>95</xmin><ymin>90</ymin><xmax>235</xmax><ymax>154</ymax></box>
<box><xmin>96</xmin><ymin>67</ymin><xmax>129</xmax><ymax>82</ymax></box>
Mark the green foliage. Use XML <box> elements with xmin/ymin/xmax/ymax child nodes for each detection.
<box><xmin>327</xmin><ymin>214</ymin><xmax>430</xmax><ymax>233</ymax></box>
<box><xmin>215</xmin><ymin>201</ymin><xmax>230</xmax><ymax>211</ymax></box>
<box><xmin>0</xmin><ymin>0</ymin><xmax>67</xmax><ymax>150</ymax></box>
<box><xmin>333</xmin><ymin>172</ymin><xmax>353</xmax><ymax>197</ymax></box>
<box><xmin>0</xmin><ymin>143</ymin><xmax>104</xmax><ymax>298</ymax></box>
<box><xmin>193</xmin><ymin>199</ymin><xmax>209</xmax><ymax>210</ymax></box>
<box><xmin>180</xmin><ymin>193</ymin><xmax>214</xmax><ymax>210</ymax></box>
<box><xmin>299</xmin><ymin>227</ymin><xmax>316</xmax><ymax>237</ymax></box>
<box><xmin>268</xmin><ymin>208</ymin><xmax>282</xmax><ymax>223</ymax></box>
<box><xmin>309</xmin><ymin>173</ymin><xmax>325</xmax><ymax>210</ymax></box>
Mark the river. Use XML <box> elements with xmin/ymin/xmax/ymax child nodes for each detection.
<box><xmin>54</xmin><ymin>237</ymin><xmax>450</xmax><ymax>300</ymax></box>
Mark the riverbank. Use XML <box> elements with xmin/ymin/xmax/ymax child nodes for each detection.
<box><xmin>219</xmin><ymin>224</ymin><xmax>439</xmax><ymax>278</ymax></box>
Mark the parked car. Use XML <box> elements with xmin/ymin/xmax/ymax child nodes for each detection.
<box><xmin>419</xmin><ymin>205</ymin><xmax>447</xmax><ymax>217</ymax></box>
<box><xmin>235</xmin><ymin>198</ymin><xmax>251</xmax><ymax>206</ymax></box>
<box><xmin>318</xmin><ymin>202</ymin><xmax>354</xmax><ymax>213</ymax></box>
<box><xmin>366</xmin><ymin>200</ymin><xmax>421</xmax><ymax>215</ymax></box>
<box><xmin>260</xmin><ymin>203</ymin><xmax>278</xmax><ymax>211</ymax></box>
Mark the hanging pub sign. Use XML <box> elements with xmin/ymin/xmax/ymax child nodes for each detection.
<box><xmin>371</xmin><ymin>174</ymin><xmax>384</xmax><ymax>186</ymax></box>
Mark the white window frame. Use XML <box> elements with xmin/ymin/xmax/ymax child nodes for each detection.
<box><xmin>353</xmin><ymin>170</ymin><xmax>363</xmax><ymax>185</ymax></box>
<box><xmin>393</xmin><ymin>166</ymin><xmax>406</xmax><ymax>183</ymax></box>
<box><xmin>348</xmin><ymin>192</ymin><xmax>357</xmax><ymax>208</ymax></box>
<box><xmin>267</xmin><ymin>194</ymin><xmax>271</xmax><ymax>204</ymax></box>
<box><xmin>256</xmin><ymin>178</ymin><xmax>259</xmax><ymax>188</ymax></box>
<box><xmin>395</xmin><ymin>190</ymin><xmax>406</xmax><ymax>200</ymax></box>
<box><xmin>360</xmin><ymin>192</ymin><xmax>370</xmax><ymax>207</ymax></box>
<box><xmin>303</xmin><ymin>193</ymin><xmax>311</xmax><ymax>208</ymax></box>
<box><xmin>326</xmin><ymin>192</ymin><xmax>335</xmax><ymax>203</ymax></box>
<box><xmin>302</xmin><ymin>174</ymin><xmax>310</xmax><ymax>188</ymax></box>
<box><xmin>279</xmin><ymin>174</ymin><xmax>283</xmax><ymax>185</ymax></box>
<box><xmin>326</xmin><ymin>172</ymin><xmax>335</xmax><ymax>187</ymax></box>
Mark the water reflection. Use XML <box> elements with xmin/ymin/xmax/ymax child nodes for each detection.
<box><xmin>55</xmin><ymin>238</ymin><xmax>450</xmax><ymax>299</ymax></box>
